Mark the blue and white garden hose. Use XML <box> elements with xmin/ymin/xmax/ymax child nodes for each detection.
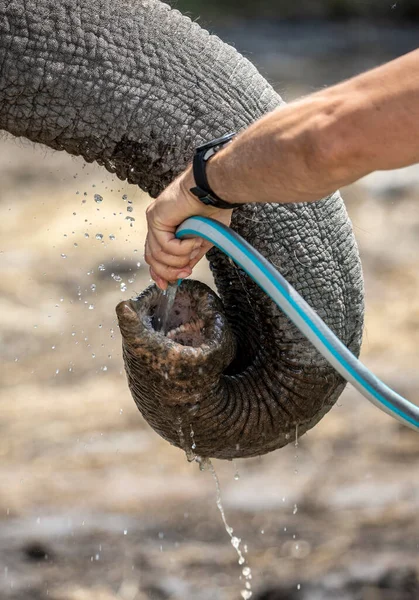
<box><xmin>176</xmin><ymin>216</ymin><xmax>419</xmax><ymax>431</ymax></box>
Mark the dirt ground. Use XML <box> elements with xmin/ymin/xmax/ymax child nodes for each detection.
<box><xmin>1</xmin><ymin>31</ymin><xmax>419</xmax><ymax>600</ymax></box>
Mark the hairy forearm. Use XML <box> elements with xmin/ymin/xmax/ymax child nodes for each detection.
<box><xmin>207</xmin><ymin>49</ymin><xmax>419</xmax><ymax>205</ymax></box>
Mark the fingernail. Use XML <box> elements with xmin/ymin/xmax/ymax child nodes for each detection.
<box><xmin>190</xmin><ymin>249</ymin><xmax>200</xmax><ymax>260</ymax></box>
<box><xmin>178</xmin><ymin>270</ymin><xmax>191</xmax><ymax>280</ymax></box>
<box><xmin>154</xmin><ymin>275</ymin><xmax>167</xmax><ymax>290</ymax></box>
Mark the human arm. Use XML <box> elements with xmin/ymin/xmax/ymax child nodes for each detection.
<box><xmin>145</xmin><ymin>49</ymin><xmax>419</xmax><ymax>289</ymax></box>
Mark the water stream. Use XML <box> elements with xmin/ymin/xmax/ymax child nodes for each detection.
<box><xmin>191</xmin><ymin>456</ymin><xmax>252</xmax><ymax>599</ymax></box>
<box><xmin>176</xmin><ymin>418</ymin><xmax>253</xmax><ymax>597</ymax></box>
<box><xmin>205</xmin><ymin>459</ymin><xmax>253</xmax><ymax>600</ymax></box>
<box><xmin>154</xmin><ymin>282</ymin><xmax>179</xmax><ymax>334</ymax></box>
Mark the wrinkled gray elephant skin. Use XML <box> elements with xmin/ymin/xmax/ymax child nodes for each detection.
<box><xmin>0</xmin><ymin>0</ymin><xmax>364</xmax><ymax>458</ymax></box>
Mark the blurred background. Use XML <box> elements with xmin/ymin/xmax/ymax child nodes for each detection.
<box><xmin>1</xmin><ymin>1</ymin><xmax>419</xmax><ymax>599</ymax></box>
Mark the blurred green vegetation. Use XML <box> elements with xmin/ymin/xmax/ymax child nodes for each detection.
<box><xmin>172</xmin><ymin>0</ymin><xmax>419</xmax><ymax>21</ymax></box>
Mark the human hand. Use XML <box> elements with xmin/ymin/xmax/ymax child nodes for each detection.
<box><xmin>145</xmin><ymin>166</ymin><xmax>233</xmax><ymax>290</ymax></box>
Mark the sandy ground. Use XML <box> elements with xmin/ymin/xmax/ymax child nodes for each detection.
<box><xmin>2</xmin><ymin>31</ymin><xmax>419</xmax><ymax>600</ymax></box>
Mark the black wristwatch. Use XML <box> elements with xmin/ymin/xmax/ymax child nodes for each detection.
<box><xmin>190</xmin><ymin>133</ymin><xmax>243</xmax><ymax>209</ymax></box>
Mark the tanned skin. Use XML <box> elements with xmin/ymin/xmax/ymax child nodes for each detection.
<box><xmin>145</xmin><ymin>49</ymin><xmax>419</xmax><ymax>289</ymax></box>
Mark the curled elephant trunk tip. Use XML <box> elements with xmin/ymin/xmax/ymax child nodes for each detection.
<box><xmin>116</xmin><ymin>300</ymin><xmax>139</xmax><ymax>323</ymax></box>
<box><xmin>117</xmin><ymin>279</ymin><xmax>238</xmax><ymax>426</ymax></box>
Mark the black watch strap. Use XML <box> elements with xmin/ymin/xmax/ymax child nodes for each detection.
<box><xmin>190</xmin><ymin>133</ymin><xmax>243</xmax><ymax>209</ymax></box>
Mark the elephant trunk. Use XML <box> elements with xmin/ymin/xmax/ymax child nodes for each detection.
<box><xmin>0</xmin><ymin>0</ymin><xmax>279</xmax><ymax>196</ymax></box>
<box><xmin>0</xmin><ymin>0</ymin><xmax>365</xmax><ymax>458</ymax></box>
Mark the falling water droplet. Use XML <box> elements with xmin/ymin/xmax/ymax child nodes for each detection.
<box><xmin>88</xmin><ymin>304</ymin><xmax>94</xmax><ymax>310</ymax></box>
<box><xmin>109</xmin><ymin>234</ymin><xmax>115</xmax><ymax>240</ymax></box>
<box><xmin>120</xmin><ymin>283</ymin><xmax>127</xmax><ymax>292</ymax></box>
<box><xmin>98</xmin><ymin>264</ymin><xmax>106</xmax><ymax>271</ymax></box>
<box><xmin>190</xmin><ymin>425</ymin><xmax>197</xmax><ymax>452</ymax></box>
<box><xmin>95</xmin><ymin>233</ymin><xmax>103</xmax><ymax>240</ymax></box>
<box><xmin>233</xmin><ymin>460</ymin><xmax>240</xmax><ymax>481</ymax></box>
<box><xmin>127</xmin><ymin>206</ymin><xmax>133</xmax><ymax>213</ymax></box>
<box><xmin>94</xmin><ymin>194</ymin><xmax>103</xmax><ymax>203</ymax></box>
<box><xmin>61</xmin><ymin>254</ymin><xmax>67</xmax><ymax>259</ymax></box>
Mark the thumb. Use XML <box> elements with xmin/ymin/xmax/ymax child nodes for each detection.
<box><xmin>188</xmin><ymin>239</ymin><xmax>213</xmax><ymax>269</ymax></box>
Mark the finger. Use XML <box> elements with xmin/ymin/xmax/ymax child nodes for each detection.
<box><xmin>150</xmin><ymin>267</ymin><xmax>168</xmax><ymax>291</ymax></box>
<box><xmin>146</xmin><ymin>249</ymin><xmax>192</xmax><ymax>283</ymax></box>
<box><xmin>147</xmin><ymin>204</ymin><xmax>202</xmax><ymax>257</ymax></box>
<box><xmin>145</xmin><ymin>239</ymin><xmax>191</xmax><ymax>281</ymax></box>
<box><xmin>188</xmin><ymin>240</ymin><xmax>214</xmax><ymax>269</ymax></box>
<box><xmin>145</xmin><ymin>239</ymin><xmax>173</xmax><ymax>288</ymax></box>
<box><xmin>147</xmin><ymin>230</ymin><xmax>201</xmax><ymax>269</ymax></box>
<box><xmin>154</xmin><ymin>229</ymin><xmax>203</xmax><ymax>257</ymax></box>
